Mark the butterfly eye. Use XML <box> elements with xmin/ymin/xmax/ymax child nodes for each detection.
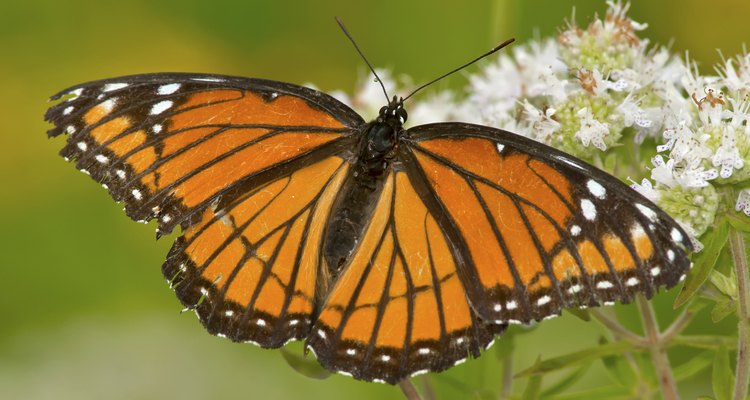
<box><xmin>397</xmin><ymin>108</ymin><xmax>408</xmax><ymax>123</ymax></box>
<box><xmin>379</xmin><ymin>106</ymin><xmax>388</xmax><ymax>117</ymax></box>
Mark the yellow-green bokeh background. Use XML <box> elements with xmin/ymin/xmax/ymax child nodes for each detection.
<box><xmin>2</xmin><ymin>1</ymin><xmax>747</xmax><ymax>398</ymax></box>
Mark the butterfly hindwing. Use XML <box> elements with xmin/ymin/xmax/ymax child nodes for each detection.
<box><xmin>402</xmin><ymin>123</ymin><xmax>693</xmax><ymax>324</ymax></box>
<box><xmin>307</xmin><ymin>170</ymin><xmax>505</xmax><ymax>384</ymax></box>
<box><xmin>163</xmin><ymin>156</ymin><xmax>349</xmax><ymax>346</ymax></box>
<box><xmin>45</xmin><ymin>73</ymin><xmax>363</xmax><ymax>233</ymax></box>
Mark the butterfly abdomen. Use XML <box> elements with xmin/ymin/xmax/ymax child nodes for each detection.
<box><xmin>322</xmin><ymin>120</ymin><xmax>400</xmax><ymax>276</ymax></box>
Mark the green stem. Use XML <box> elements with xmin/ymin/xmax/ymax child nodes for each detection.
<box><xmin>660</xmin><ymin>309</ymin><xmax>694</xmax><ymax>344</ymax></box>
<box><xmin>398</xmin><ymin>378</ymin><xmax>422</xmax><ymax>400</ymax></box>
<box><xmin>500</xmin><ymin>349</ymin><xmax>513</xmax><ymax>400</ymax></box>
<box><xmin>419</xmin><ymin>376</ymin><xmax>436</xmax><ymax>400</ymax></box>
<box><xmin>637</xmin><ymin>294</ymin><xmax>680</xmax><ymax>400</ymax></box>
<box><xmin>590</xmin><ymin>309</ymin><xmax>648</xmax><ymax>346</ymax></box>
<box><xmin>730</xmin><ymin>225</ymin><xmax>750</xmax><ymax>400</ymax></box>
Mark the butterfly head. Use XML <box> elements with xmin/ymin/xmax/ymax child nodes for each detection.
<box><xmin>378</xmin><ymin>95</ymin><xmax>407</xmax><ymax>125</ymax></box>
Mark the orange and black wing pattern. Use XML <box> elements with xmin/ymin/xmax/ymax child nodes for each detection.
<box><xmin>307</xmin><ymin>170</ymin><xmax>505</xmax><ymax>384</ymax></box>
<box><xmin>44</xmin><ymin>73</ymin><xmax>362</xmax><ymax>234</ymax></box>
<box><xmin>164</xmin><ymin>156</ymin><xmax>348</xmax><ymax>347</ymax></box>
<box><xmin>401</xmin><ymin>123</ymin><xmax>693</xmax><ymax>325</ymax></box>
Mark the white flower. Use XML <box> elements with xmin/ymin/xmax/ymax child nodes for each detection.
<box><xmin>574</xmin><ymin>107</ymin><xmax>610</xmax><ymax>150</ymax></box>
<box><xmin>520</xmin><ymin>100</ymin><xmax>560</xmax><ymax>141</ymax></box>
<box><xmin>467</xmin><ymin>55</ymin><xmax>521</xmax><ymax>117</ymax></box>
<box><xmin>630</xmin><ymin>177</ymin><xmax>660</xmax><ymax>201</ymax></box>
<box><xmin>737</xmin><ymin>189</ymin><xmax>750</xmax><ymax>216</ymax></box>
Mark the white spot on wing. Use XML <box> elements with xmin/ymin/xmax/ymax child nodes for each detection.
<box><xmin>597</xmin><ymin>281</ymin><xmax>614</xmax><ymax>289</ymax></box>
<box><xmin>77</xmin><ymin>141</ymin><xmax>87</xmax><ymax>151</ymax></box>
<box><xmin>346</xmin><ymin>348</ymin><xmax>356</xmax><ymax>356</ymax></box>
<box><xmin>317</xmin><ymin>329</ymin><xmax>327</xmax><ymax>339</ymax></box>
<box><xmin>418</xmin><ymin>348</ymin><xmax>430</xmax><ymax>355</ymax></box>
<box><xmin>103</xmin><ymin>83</ymin><xmax>128</xmax><ymax>92</ymax></box>
<box><xmin>67</xmin><ymin>88</ymin><xmax>83</xmax><ymax>101</ymax></box>
<box><xmin>191</xmin><ymin>77</ymin><xmax>224</xmax><ymax>82</ymax></box>
<box><xmin>66</xmin><ymin>125</ymin><xmax>77</xmax><ymax>134</ymax></box>
<box><xmin>667</xmin><ymin>249</ymin><xmax>675</xmax><ymax>261</ymax></box>
<box><xmin>568</xmin><ymin>284</ymin><xmax>582</xmax><ymax>294</ymax></box>
<box><xmin>636</xmin><ymin>203</ymin><xmax>658</xmax><ymax>222</ymax></box>
<box><xmin>650</xmin><ymin>266</ymin><xmax>661</xmax><ymax>276</ymax></box>
<box><xmin>570</xmin><ymin>225</ymin><xmax>581</xmax><ymax>236</ymax></box>
<box><xmin>380</xmin><ymin>354</ymin><xmax>391</xmax><ymax>362</ymax></box>
<box><xmin>131</xmin><ymin>188</ymin><xmax>143</xmax><ymax>200</ymax></box>
<box><xmin>493</xmin><ymin>303</ymin><xmax>502</xmax><ymax>312</ymax></box>
<box><xmin>224</xmin><ymin>310</ymin><xmax>234</xmax><ymax>316</ymax></box>
<box><xmin>99</xmin><ymin>98</ymin><xmax>117</xmax><ymax>112</ymax></box>
<box><xmin>581</xmin><ymin>199</ymin><xmax>597</xmax><ymax>221</ymax></box>
<box><xmin>536</xmin><ymin>295</ymin><xmax>551</xmax><ymax>306</ymax></box>
<box><xmin>631</xmin><ymin>223</ymin><xmax>646</xmax><ymax>237</ymax></box>
<box><xmin>63</xmin><ymin>106</ymin><xmax>74</xmax><ymax>115</ymax></box>
<box><xmin>626</xmin><ymin>277</ymin><xmax>639</xmax><ymax>286</ymax></box>
<box><xmin>157</xmin><ymin>83</ymin><xmax>181</xmax><ymax>95</ymax></box>
<box><xmin>506</xmin><ymin>300</ymin><xmax>517</xmax><ymax>310</ymax></box>
<box><xmin>150</xmin><ymin>100</ymin><xmax>173</xmax><ymax>115</ymax></box>
<box><xmin>671</xmin><ymin>228</ymin><xmax>683</xmax><ymax>243</ymax></box>
<box><xmin>496</xmin><ymin>143</ymin><xmax>505</xmax><ymax>153</ymax></box>
<box><xmin>587</xmin><ymin>180</ymin><xmax>606</xmax><ymax>199</ymax></box>
<box><xmin>95</xmin><ymin>154</ymin><xmax>109</xmax><ymax>163</ymax></box>
<box><xmin>152</xmin><ymin>124</ymin><xmax>163</xmax><ymax>133</ymax></box>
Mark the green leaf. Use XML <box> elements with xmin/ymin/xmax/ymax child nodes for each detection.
<box><xmin>673</xmin><ymin>351</ymin><xmax>714</xmax><ymax>381</ymax></box>
<box><xmin>671</xmin><ymin>335</ymin><xmax>737</xmax><ymax>350</ymax></box>
<box><xmin>541</xmin><ymin>366</ymin><xmax>590</xmax><ymax>397</ymax></box>
<box><xmin>712</xmin><ymin>344</ymin><xmax>733</xmax><ymax>400</ymax></box>
<box><xmin>521</xmin><ymin>357</ymin><xmax>544</xmax><ymax>400</ymax></box>
<box><xmin>726</xmin><ymin>212</ymin><xmax>750</xmax><ymax>233</ymax></box>
<box><xmin>599</xmin><ymin>337</ymin><xmax>637</xmax><ymax>387</ymax></box>
<box><xmin>544</xmin><ymin>385</ymin><xmax>632</xmax><ymax>400</ymax></box>
<box><xmin>516</xmin><ymin>341</ymin><xmax>636</xmax><ymax>377</ymax></box>
<box><xmin>565</xmin><ymin>307</ymin><xmax>591</xmax><ymax>322</ymax></box>
<box><xmin>674</xmin><ymin>220</ymin><xmax>731</xmax><ymax>308</ymax></box>
<box><xmin>279</xmin><ymin>347</ymin><xmax>331</xmax><ymax>380</ymax></box>
<box><xmin>709</xmin><ymin>269</ymin><xmax>738</xmax><ymax>298</ymax></box>
<box><xmin>710</xmin><ymin>296</ymin><xmax>736</xmax><ymax>323</ymax></box>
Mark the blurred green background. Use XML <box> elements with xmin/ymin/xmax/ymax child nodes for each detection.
<box><xmin>2</xmin><ymin>0</ymin><xmax>748</xmax><ymax>398</ymax></box>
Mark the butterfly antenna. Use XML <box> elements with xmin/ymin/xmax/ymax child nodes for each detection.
<box><xmin>403</xmin><ymin>38</ymin><xmax>515</xmax><ymax>102</ymax></box>
<box><xmin>335</xmin><ymin>16</ymin><xmax>390</xmax><ymax>102</ymax></box>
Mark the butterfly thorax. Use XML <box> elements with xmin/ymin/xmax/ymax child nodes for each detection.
<box><xmin>321</xmin><ymin>98</ymin><xmax>405</xmax><ymax>278</ymax></box>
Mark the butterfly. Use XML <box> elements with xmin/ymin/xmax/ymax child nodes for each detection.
<box><xmin>44</xmin><ymin>42</ymin><xmax>692</xmax><ymax>385</ymax></box>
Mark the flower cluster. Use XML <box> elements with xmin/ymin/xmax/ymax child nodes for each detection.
<box><xmin>333</xmin><ymin>1</ymin><xmax>750</xmax><ymax>245</ymax></box>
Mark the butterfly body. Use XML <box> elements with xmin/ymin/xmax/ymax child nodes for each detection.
<box><xmin>323</xmin><ymin>98</ymin><xmax>404</xmax><ymax>274</ymax></box>
<box><xmin>46</xmin><ymin>72</ymin><xmax>692</xmax><ymax>384</ymax></box>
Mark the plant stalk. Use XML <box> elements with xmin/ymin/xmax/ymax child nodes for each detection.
<box><xmin>500</xmin><ymin>350</ymin><xmax>513</xmax><ymax>399</ymax></box>
<box><xmin>590</xmin><ymin>309</ymin><xmax>648</xmax><ymax>346</ymax></box>
<box><xmin>399</xmin><ymin>378</ymin><xmax>422</xmax><ymax>400</ymax></box>
<box><xmin>730</xmin><ymin>225</ymin><xmax>749</xmax><ymax>400</ymax></box>
<box><xmin>636</xmin><ymin>294</ymin><xmax>680</xmax><ymax>400</ymax></box>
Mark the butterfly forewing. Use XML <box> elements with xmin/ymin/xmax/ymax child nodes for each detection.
<box><xmin>45</xmin><ymin>73</ymin><xmax>363</xmax><ymax>233</ymax></box>
<box><xmin>402</xmin><ymin>123</ymin><xmax>693</xmax><ymax>325</ymax></box>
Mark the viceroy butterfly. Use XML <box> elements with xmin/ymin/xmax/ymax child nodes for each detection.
<box><xmin>44</xmin><ymin>29</ymin><xmax>692</xmax><ymax>385</ymax></box>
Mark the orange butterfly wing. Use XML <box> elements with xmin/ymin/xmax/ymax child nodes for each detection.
<box><xmin>308</xmin><ymin>170</ymin><xmax>504</xmax><ymax>383</ymax></box>
<box><xmin>164</xmin><ymin>156</ymin><xmax>348</xmax><ymax>346</ymax></box>
<box><xmin>45</xmin><ymin>73</ymin><xmax>362</xmax><ymax>233</ymax></box>
<box><xmin>402</xmin><ymin>123</ymin><xmax>693</xmax><ymax>324</ymax></box>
